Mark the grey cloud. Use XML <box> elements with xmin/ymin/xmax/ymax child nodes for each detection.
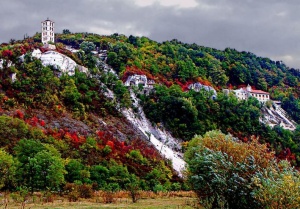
<box><xmin>1</xmin><ymin>0</ymin><xmax>300</xmax><ymax>68</ymax></box>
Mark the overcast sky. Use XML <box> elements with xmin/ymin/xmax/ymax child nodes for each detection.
<box><xmin>1</xmin><ymin>0</ymin><xmax>300</xmax><ymax>68</ymax></box>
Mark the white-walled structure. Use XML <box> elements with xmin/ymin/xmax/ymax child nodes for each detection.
<box><xmin>188</xmin><ymin>82</ymin><xmax>217</xmax><ymax>97</ymax></box>
<box><xmin>124</xmin><ymin>74</ymin><xmax>149</xmax><ymax>87</ymax></box>
<box><xmin>232</xmin><ymin>84</ymin><xmax>270</xmax><ymax>102</ymax></box>
<box><xmin>41</xmin><ymin>18</ymin><xmax>55</xmax><ymax>44</ymax></box>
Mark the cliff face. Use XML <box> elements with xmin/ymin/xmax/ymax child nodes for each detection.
<box><xmin>260</xmin><ymin>103</ymin><xmax>296</xmax><ymax>131</ymax></box>
<box><xmin>123</xmin><ymin>89</ymin><xmax>185</xmax><ymax>174</ymax></box>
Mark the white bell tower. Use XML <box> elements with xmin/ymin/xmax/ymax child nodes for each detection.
<box><xmin>41</xmin><ymin>18</ymin><xmax>55</xmax><ymax>44</ymax></box>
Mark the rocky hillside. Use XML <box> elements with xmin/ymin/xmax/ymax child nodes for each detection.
<box><xmin>1</xmin><ymin>33</ymin><xmax>300</xmax><ymax>193</ymax></box>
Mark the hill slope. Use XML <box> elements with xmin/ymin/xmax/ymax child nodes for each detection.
<box><xmin>0</xmin><ymin>33</ymin><xmax>300</xmax><ymax>193</ymax></box>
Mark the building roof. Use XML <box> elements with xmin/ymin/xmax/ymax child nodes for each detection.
<box><xmin>42</xmin><ymin>18</ymin><xmax>54</xmax><ymax>23</ymax></box>
<box><xmin>249</xmin><ymin>89</ymin><xmax>269</xmax><ymax>94</ymax></box>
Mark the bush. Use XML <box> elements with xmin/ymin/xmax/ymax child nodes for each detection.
<box><xmin>78</xmin><ymin>184</ymin><xmax>94</xmax><ymax>198</ymax></box>
<box><xmin>185</xmin><ymin>130</ymin><xmax>272</xmax><ymax>209</ymax></box>
<box><xmin>252</xmin><ymin>161</ymin><xmax>300</xmax><ymax>209</ymax></box>
<box><xmin>171</xmin><ymin>182</ymin><xmax>181</xmax><ymax>191</ymax></box>
<box><xmin>102</xmin><ymin>145</ymin><xmax>112</xmax><ymax>156</ymax></box>
<box><xmin>153</xmin><ymin>184</ymin><xmax>166</xmax><ymax>193</ymax></box>
<box><xmin>68</xmin><ymin>190</ymin><xmax>80</xmax><ymax>202</ymax></box>
<box><xmin>64</xmin><ymin>183</ymin><xmax>79</xmax><ymax>202</ymax></box>
<box><xmin>185</xmin><ymin>130</ymin><xmax>300</xmax><ymax>209</ymax></box>
<box><xmin>102</xmin><ymin>191</ymin><xmax>116</xmax><ymax>204</ymax></box>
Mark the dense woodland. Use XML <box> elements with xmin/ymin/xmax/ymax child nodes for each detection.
<box><xmin>1</xmin><ymin>32</ymin><xmax>300</xmax><ymax>207</ymax></box>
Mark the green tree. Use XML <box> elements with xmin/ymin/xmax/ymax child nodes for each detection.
<box><xmin>185</xmin><ymin>130</ymin><xmax>275</xmax><ymax>209</ymax></box>
<box><xmin>15</xmin><ymin>139</ymin><xmax>66</xmax><ymax>192</ymax></box>
<box><xmin>63</xmin><ymin>29</ymin><xmax>71</xmax><ymax>34</ymax></box>
<box><xmin>0</xmin><ymin>149</ymin><xmax>17</xmax><ymax>190</ymax></box>
<box><xmin>80</xmin><ymin>41</ymin><xmax>96</xmax><ymax>54</ymax></box>
<box><xmin>65</xmin><ymin>159</ymin><xmax>85</xmax><ymax>183</ymax></box>
<box><xmin>107</xmin><ymin>52</ymin><xmax>120</xmax><ymax>69</ymax></box>
<box><xmin>107</xmin><ymin>162</ymin><xmax>130</xmax><ymax>189</ymax></box>
<box><xmin>90</xmin><ymin>165</ymin><xmax>109</xmax><ymax>189</ymax></box>
<box><xmin>206</xmin><ymin>57</ymin><xmax>228</xmax><ymax>87</ymax></box>
<box><xmin>112</xmin><ymin>80</ymin><xmax>131</xmax><ymax>108</ymax></box>
<box><xmin>0</xmin><ymin>116</ymin><xmax>30</xmax><ymax>151</ymax></box>
<box><xmin>61</xmin><ymin>78</ymin><xmax>81</xmax><ymax>107</ymax></box>
<box><xmin>252</xmin><ymin>160</ymin><xmax>300</xmax><ymax>209</ymax></box>
<box><xmin>27</xmin><ymin>150</ymin><xmax>66</xmax><ymax>191</ymax></box>
<box><xmin>125</xmin><ymin>174</ymin><xmax>140</xmax><ymax>203</ymax></box>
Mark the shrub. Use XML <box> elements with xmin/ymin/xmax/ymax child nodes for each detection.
<box><xmin>171</xmin><ymin>182</ymin><xmax>181</xmax><ymax>191</ymax></box>
<box><xmin>185</xmin><ymin>130</ymin><xmax>275</xmax><ymax>209</ymax></box>
<box><xmin>153</xmin><ymin>184</ymin><xmax>166</xmax><ymax>193</ymax></box>
<box><xmin>68</xmin><ymin>190</ymin><xmax>80</xmax><ymax>202</ymax></box>
<box><xmin>101</xmin><ymin>191</ymin><xmax>116</xmax><ymax>204</ymax></box>
<box><xmin>64</xmin><ymin>183</ymin><xmax>80</xmax><ymax>202</ymax></box>
<box><xmin>102</xmin><ymin>145</ymin><xmax>112</xmax><ymax>156</ymax></box>
<box><xmin>185</xmin><ymin>130</ymin><xmax>300</xmax><ymax>209</ymax></box>
<box><xmin>252</xmin><ymin>161</ymin><xmax>300</xmax><ymax>209</ymax></box>
<box><xmin>78</xmin><ymin>184</ymin><xmax>94</xmax><ymax>198</ymax></box>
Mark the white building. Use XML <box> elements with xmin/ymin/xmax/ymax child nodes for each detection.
<box><xmin>233</xmin><ymin>84</ymin><xmax>270</xmax><ymax>102</ymax></box>
<box><xmin>188</xmin><ymin>82</ymin><xmax>217</xmax><ymax>99</ymax></box>
<box><xmin>124</xmin><ymin>74</ymin><xmax>155</xmax><ymax>95</ymax></box>
<box><xmin>124</xmin><ymin>74</ymin><xmax>149</xmax><ymax>87</ymax></box>
<box><xmin>41</xmin><ymin>18</ymin><xmax>55</xmax><ymax>44</ymax></box>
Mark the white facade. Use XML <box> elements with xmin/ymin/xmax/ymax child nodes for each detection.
<box><xmin>41</xmin><ymin>18</ymin><xmax>55</xmax><ymax>44</ymax></box>
<box><xmin>124</xmin><ymin>74</ymin><xmax>148</xmax><ymax>87</ymax></box>
<box><xmin>188</xmin><ymin>82</ymin><xmax>217</xmax><ymax>99</ymax></box>
<box><xmin>233</xmin><ymin>84</ymin><xmax>270</xmax><ymax>102</ymax></box>
<box><xmin>188</xmin><ymin>83</ymin><xmax>217</xmax><ymax>94</ymax></box>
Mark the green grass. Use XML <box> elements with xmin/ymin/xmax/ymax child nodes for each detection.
<box><xmin>1</xmin><ymin>197</ymin><xmax>200</xmax><ymax>209</ymax></box>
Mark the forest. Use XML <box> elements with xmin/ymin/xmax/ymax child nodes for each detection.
<box><xmin>0</xmin><ymin>32</ymin><xmax>300</xmax><ymax>208</ymax></box>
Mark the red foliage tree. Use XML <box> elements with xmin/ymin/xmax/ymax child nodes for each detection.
<box><xmin>27</xmin><ymin>116</ymin><xmax>39</xmax><ymax>127</ymax></box>
<box><xmin>278</xmin><ymin>148</ymin><xmax>296</xmax><ymax>162</ymax></box>
<box><xmin>106</xmin><ymin>140</ymin><xmax>114</xmax><ymax>149</ymax></box>
<box><xmin>15</xmin><ymin>109</ymin><xmax>24</xmax><ymax>119</ymax></box>
<box><xmin>64</xmin><ymin>131</ymin><xmax>86</xmax><ymax>149</ymax></box>
<box><xmin>39</xmin><ymin>120</ymin><xmax>46</xmax><ymax>127</ymax></box>
<box><xmin>1</xmin><ymin>50</ymin><xmax>13</xmax><ymax>59</ymax></box>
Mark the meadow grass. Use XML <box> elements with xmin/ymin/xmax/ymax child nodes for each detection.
<box><xmin>0</xmin><ymin>191</ymin><xmax>202</xmax><ymax>209</ymax></box>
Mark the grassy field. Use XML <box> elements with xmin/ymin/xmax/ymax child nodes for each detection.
<box><xmin>0</xmin><ymin>191</ymin><xmax>202</xmax><ymax>209</ymax></box>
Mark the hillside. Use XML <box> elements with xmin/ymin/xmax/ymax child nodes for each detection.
<box><xmin>1</xmin><ymin>32</ymin><xmax>300</xmax><ymax>195</ymax></box>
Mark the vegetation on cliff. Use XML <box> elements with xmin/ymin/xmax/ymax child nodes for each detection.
<box><xmin>1</xmin><ymin>32</ymin><xmax>300</xmax><ymax>207</ymax></box>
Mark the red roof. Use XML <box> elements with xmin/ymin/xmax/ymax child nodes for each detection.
<box><xmin>249</xmin><ymin>89</ymin><xmax>269</xmax><ymax>94</ymax></box>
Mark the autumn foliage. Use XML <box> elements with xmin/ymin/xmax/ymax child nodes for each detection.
<box><xmin>185</xmin><ymin>130</ymin><xmax>300</xmax><ymax>209</ymax></box>
<box><xmin>188</xmin><ymin>131</ymin><xmax>275</xmax><ymax>168</ymax></box>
